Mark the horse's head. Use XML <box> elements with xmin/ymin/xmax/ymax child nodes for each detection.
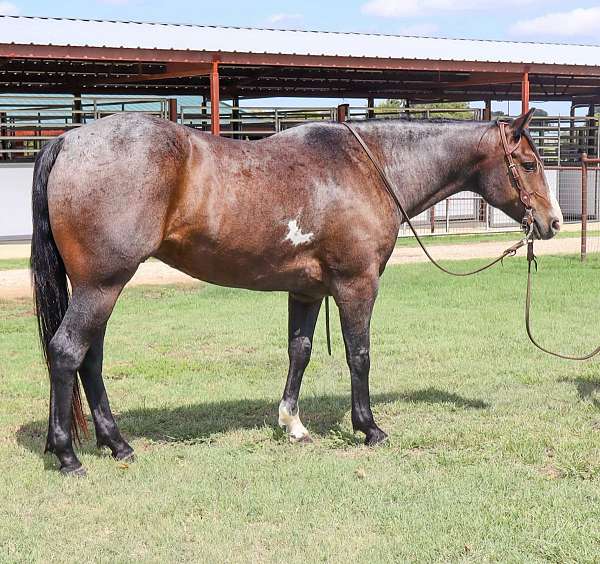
<box><xmin>477</xmin><ymin>109</ymin><xmax>563</xmax><ymax>240</ymax></box>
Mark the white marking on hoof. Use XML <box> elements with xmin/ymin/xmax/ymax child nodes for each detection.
<box><xmin>284</xmin><ymin>220</ymin><xmax>314</xmax><ymax>246</ymax></box>
<box><xmin>278</xmin><ymin>401</ymin><xmax>310</xmax><ymax>442</ymax></box>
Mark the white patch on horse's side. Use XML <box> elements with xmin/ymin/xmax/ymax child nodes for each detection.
<box><xmin>284</xmin><ymin>220</ymin><xmax>314</xmax><ymax>246</ymax></box>
<box><xmin>278</xmin><ymin>401</ymin><xmax>310</xmax><ymax>442</ymax></box>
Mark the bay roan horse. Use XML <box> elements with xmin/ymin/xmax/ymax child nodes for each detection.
<box><xmin>31</xmin><ymin>108</ymin><xmax>562</xmax><ymax>475</ymax></box>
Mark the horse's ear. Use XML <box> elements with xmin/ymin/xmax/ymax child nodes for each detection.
<box><xmin>511</xmin><ymin>107</ymin><xmax>536</xmax><ymax>138</ymax></box>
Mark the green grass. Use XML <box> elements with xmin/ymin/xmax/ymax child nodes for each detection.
<box><xmin>1</xmin><ymin>256</ymin><xmax>600</xmax><ymax>562</ymax></box>
<box><xmin>0</xmin><ymin>258</ymin><xmax>29</xmax><ymax>270</ymax></box>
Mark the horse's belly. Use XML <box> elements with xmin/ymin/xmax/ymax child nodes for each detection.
<box><xmin>154</xmin><ymin>238</ymin><xmax>325</xmax><ymax>295</ymax></box>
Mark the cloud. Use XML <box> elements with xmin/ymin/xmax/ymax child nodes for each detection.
<box><xmin>399</xmin><ymin>23</ymin><xmax>439</xmax><ymax>36</ymax></box>
<box><xmin>0</xmin><ymin>1</ymin><xmax>18</xmax><ymax>15</ymax></box>
<box><xmin>509</xmin><ymin>7</ymin><xmax>600</xmax><ymax>40</ymax></box>
<box><xmin>362</xmin><ymin>0</ymin><xmax>539</xmax><ymax>18</ymax></box>
<box><xmin>266</xmin><ymin>13</ymin><xmax>303</xmax><ymax>25</ymax></box>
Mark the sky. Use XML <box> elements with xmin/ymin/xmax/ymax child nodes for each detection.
<box><xmin>2</xmin><ymin>0</ymin><xmax>599</xmax><ymax>114</ymax></box>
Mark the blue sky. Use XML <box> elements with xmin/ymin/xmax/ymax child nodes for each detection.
<box><xmin>2</xmin><ymin>0</ymin><xmax>599</xmax><ymax>114</ymax></box>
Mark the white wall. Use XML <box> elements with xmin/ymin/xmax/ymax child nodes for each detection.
<box><xmin>0</xmin><ymin>163</ymin><xmax>34</xmax><ymax>241</ymax></box>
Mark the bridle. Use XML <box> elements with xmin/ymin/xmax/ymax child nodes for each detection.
<box><xmin>498</xmin><ymin>121</ymin><xmax>546</xmax><ymax>239</ymax></box>
<box><xmin>334</xmin><ymin>120</ymin><xmax>600</xmax><ymax>361</ymax></box>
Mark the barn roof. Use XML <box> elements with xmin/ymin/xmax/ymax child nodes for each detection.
<box><xmin>2</xmin><ymin>15</ymin><xmax>600</xmax><ymax>67</ymax></box>
<box><xmin>1</xmin><ymin>15</ymin><xmax>600</xmax><ymax>102</ymax></box>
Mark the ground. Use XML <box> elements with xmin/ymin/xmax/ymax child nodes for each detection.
<box><xmin>1</xmin><ymin>251</ymin><xmax>599</xmax><ymax>562</ymax></box>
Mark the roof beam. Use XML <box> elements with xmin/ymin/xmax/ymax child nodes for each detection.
<box><xmin>4</xmin><ymin>43</ymin><xmax>600</xmax><ymax>77</ymax></box>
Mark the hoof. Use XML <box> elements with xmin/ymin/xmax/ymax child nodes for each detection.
<box><xmin>60</xmin><ymin>465</ymin><xmax>87</xmax><ymax>477</ymax></box>
<box><xmin>114</xmin><ymin>448</ymin><xmax>135</xmax><ymax>462</ymax></box>
<box><xmin>364</xmin><ymin>428</ymin><xmax>388</xmax><ymax>447</ymax></box>
<box><xmin>290</xmin><ymin>433</ymin><xmax>313</xmax><ymax>444</ymax></box>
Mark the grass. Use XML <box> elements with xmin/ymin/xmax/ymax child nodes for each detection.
<box><xmin>0</xmin><ymin>258</ymin><xmax>29</xmax><ymax>270</ymax></box>
<box><xmin>1</xmin><ymin>256</ymin><xmax>600</xmax><ymax>562</ymax></box>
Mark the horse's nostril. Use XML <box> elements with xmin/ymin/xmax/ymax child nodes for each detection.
<box><xmin>552</xmin><ymin>219</ymin><xmax>561</xmax><ymax>232</ymax></box>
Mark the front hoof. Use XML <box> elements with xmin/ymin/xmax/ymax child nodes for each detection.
<box><xmin>60</xmin><ymin>464</ymin><xmax>87</xmax><ymax>477</ymax></box>
<box><xmin>364</xmin><ymin>428</ymin><xmax>388</xmax><ymax>447</ymax></box>
<box><xmin>113</xmin><ymin>447</ymin><xmax>135</xmax><ymax>462</ymax></box>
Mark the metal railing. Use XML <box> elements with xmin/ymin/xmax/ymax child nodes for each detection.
<box><xmin>0</xmin><ymin>95</ymin><xmax>167</xmax><ymax>158</ymax></box>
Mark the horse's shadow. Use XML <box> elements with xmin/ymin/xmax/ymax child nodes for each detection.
<box><xmin>560</xmin><ymin>377</ymin><xmax>600</xmax><ymax>409</ymax></box>
<box><xmin>16</xmin><ymin>388</ymin><xmax>489</xmax><ymax>459</ymax></box>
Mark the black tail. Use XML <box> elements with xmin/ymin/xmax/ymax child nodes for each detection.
<box><xmin>30</xmin><ymin>137</ymin><xmax>87</xmax><ymax>443</ymax></box>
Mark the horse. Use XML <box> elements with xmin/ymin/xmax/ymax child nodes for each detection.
<box><xmin>30</xmin><ymin>108</ymin><xmax>562</xmax><ymax>475</ymax></box>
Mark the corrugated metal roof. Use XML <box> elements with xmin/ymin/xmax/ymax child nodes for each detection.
<box><xmin>1</xmin><ymin>15</ymin><xmax>600</xmax><ymax>67</ymax></box>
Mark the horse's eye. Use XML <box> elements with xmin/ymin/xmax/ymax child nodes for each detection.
<box><xmin>522</xmin><ymin>161</ymin><xmax>537</xmax><ymax>172</ymax></box>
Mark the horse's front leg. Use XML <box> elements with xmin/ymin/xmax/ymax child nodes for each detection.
<box><xmin>278</xmin><ymin>294</ymin><xmax>322</xmax><ymax>443</ymax></box>
<box><xmin>333</xmin><ymin>273</ymin><xmax>387</xmax><ymax>446</ymax></box>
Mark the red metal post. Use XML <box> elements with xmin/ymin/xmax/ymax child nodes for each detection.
<box><xmin>483</xmin><ymin>99</ymin><xmax>492</xmax><ymax>121</ymax></box>
<box><xmin>367</xmin><ymin>96</ymin><xmax>375</xmax><ymax>119</ymax></box>
<box><xmin>210</xmin><ymin>61</ymin><xmax>220</xmax><ymax>135</ymax></box>
<box><xmin>581</xmin><ymin>153</ymin><xmax>588</xmax><ymax>261</ymax></box>
<box><xmin>168</xmin><ymin>98</ymin><xmax>178</xmax><ymax>122</ymax></box>
<box><xmin>337</xmin><ymin>103</ymin><xmax>349</xmax><ymax>123</ymax></box>
<box><xmin>521</xmin><ymin>71</ymin><xmax>530</xmax><ymax>114</ymax></box>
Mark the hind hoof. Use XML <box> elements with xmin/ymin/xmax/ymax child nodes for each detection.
<box><xmin>365</xmin><ymin>428</ymin><xmax>388</xmax><ymax>447</ymax></box>
<box><xmin>60</xmin><ymin>464</ymin><xmax>87</xmax><ymax>477</ymax></box>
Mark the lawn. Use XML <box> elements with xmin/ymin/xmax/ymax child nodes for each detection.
<box><xmin>1</xmin><ymin>256</ymin><xmax>599</xmax><ymax>562</ymax></box>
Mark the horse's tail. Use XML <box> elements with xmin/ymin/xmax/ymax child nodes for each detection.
<box><xmin>30</xmin><ymin>137</ymin><xmax>87</xmax><ymax>443</ymax></box>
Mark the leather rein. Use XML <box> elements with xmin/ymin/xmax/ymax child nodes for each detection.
<box><xmin>339</xmin><ymin>120</ymin><xmax>600</xmax><ymax>361</ymax></box>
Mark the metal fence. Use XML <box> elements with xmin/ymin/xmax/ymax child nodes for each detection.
<box><xmin>1</xmin><ymin>94</ymin><xmax>599</xmax><ymax>244</ymax></box>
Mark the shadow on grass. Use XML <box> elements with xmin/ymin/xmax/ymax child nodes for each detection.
<box><xmin>16</xmin><ymin>388</ymin><xmax>489</xmax><ymax>458</ymax></box>
<box><xmin>398</xmin><ymin>387</ymin><xmax>489</xmax><ymax>409</ymax></box>
<box><xmin>560</xmin><ymin>377</ymin><xmax>600</xmax><ymax>409</ymax></box>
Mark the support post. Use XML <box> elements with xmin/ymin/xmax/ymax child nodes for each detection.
<box><xmin>337</xmin><ymin>103</ymin><xmax>349</xmax><ymax>123</ymax></box>
<box><xmin>483</xmin><ymin>99</ymin><xmax>492</xmax><ymax>121</ymax></box>
<box><xmin>581</xmin><ymin>153</ymin><xmax>588</xmax><ymax>261</ymax></box>
<box><xmin>72</xmin><ymin>93</ymin><xmax>82</xmax><ymax>125</ymax></box>
<box><xmin>521</xmin><ymin>71</ymin><xmax>530</xmax><ymax>114</ymax></box>
<box><xmin>367</xmin><ymin>97</ymin><xmax>375</xmax><ymax>119</ymax></box>
<box><xmin>232</xmin><ymin>95</ymin><xmax>240</xmax><ymax>139</ymax></box>
<box><xmin>210</xmin><ymin>61</ymin><xmax>220</xmax><ymax>136</ymax></box>
<box><xmin>168</xmin><ymin>98</ymin><xmax>178</xmax><ymax>123</ymax></box>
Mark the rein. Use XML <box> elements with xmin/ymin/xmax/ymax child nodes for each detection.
<box><xmin>339</xmin><ymin>120</ymin><xmax>600</xmax><ymax>361</ymax></box>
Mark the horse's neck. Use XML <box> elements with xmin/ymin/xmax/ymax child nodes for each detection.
<box><xmin>356</xmin><ymin>122</ymin><xmax>484</xmax><ymax>218</ymax></box>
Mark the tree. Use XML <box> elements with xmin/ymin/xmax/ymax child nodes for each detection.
<box><xmin>376</xmin><ymin>99</ymin><xmax>474</xmax><ymax>119</ymax></box>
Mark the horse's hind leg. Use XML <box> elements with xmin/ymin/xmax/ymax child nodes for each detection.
<box><xmin>46</xmin><ymin>284</ymin><xmax>125</xmax><ymax>475</ymax></box>
<box><xmin>278</xmin><ymin>294</ymin><xmax>322</xmax><ymax>443</ymax></box>
<box><xmin>79</xmin><ymin>324</ymin><xmax>134</xmax><ymax>461</ymax></box>
<box><xmin>333</xmin><ymin>273</ymin><xmax>387</xmax><ymax>446</ymax></box>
